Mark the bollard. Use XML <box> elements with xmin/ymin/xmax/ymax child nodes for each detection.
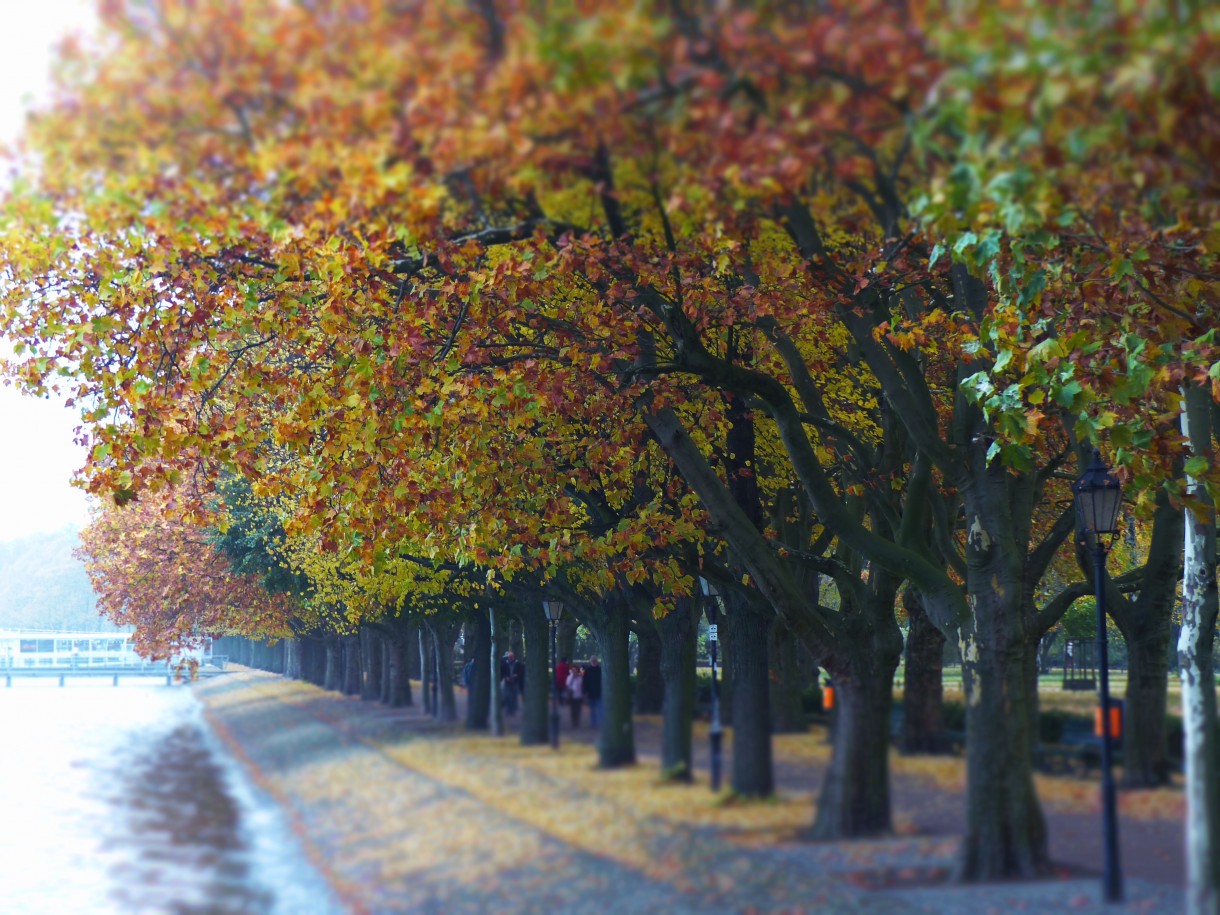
<box><xmin>59</xmin><ymin>674</ymin><xmax>65</xmax><ymax>687</ymax></box>
<box><xmin>113</xmin><ymin>674</ymin><xmax>119</xmax><ymax>687</ymax></box>
<box><xmin>165</xmin><ymin>674</ymin><xmax>172</xmax><ymax>686</ymax></box>
<box><xmin>5</xmin><ymin>675</ymin><xmax>10</xmax><ymax>688</ymax></box>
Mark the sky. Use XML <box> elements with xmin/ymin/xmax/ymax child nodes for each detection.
<box><xmin>0</xmin><ymin>1</ymin><xmax>97</xmax><ymax>542</ymax></box>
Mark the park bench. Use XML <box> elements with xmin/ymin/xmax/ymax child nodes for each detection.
<box><xmin>1034</xmin><ymin>725</ymin><xmax>1116</xmax><ymax>777</ymax></box>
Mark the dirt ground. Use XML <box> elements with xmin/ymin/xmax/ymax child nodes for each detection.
<box><xmin>195</xmin><ymin>670</ymin><xmax>1187</xmax><ymax>913</ymax></box>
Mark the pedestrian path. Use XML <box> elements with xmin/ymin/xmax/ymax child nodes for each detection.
<box><xmin>195</xmin><ymin>671</ymin><xmax>1185</xmax><ymax>913</ymax></box>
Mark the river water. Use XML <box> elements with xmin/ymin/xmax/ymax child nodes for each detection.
<box><xmin>0</xmin><ymin>680</ymin><xmax>344</xmax><ymax>914</ymax></box>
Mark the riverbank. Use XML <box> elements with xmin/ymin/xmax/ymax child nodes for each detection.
<box><xmin>195</xmin><ymin>669</ymin><xmax>1185</xmax><ymax>914</ymax></box>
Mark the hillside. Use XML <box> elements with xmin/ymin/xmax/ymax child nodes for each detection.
<box><xmin>0</xmin><ymin>528</ymin><xmax>120</xmax><ymax>631</ymax></box>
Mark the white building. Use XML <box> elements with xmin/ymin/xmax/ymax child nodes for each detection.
<box><xmin>0</xmin><ymin>629</ymin><xmax>211</xmax><ymax>669</ymax></box>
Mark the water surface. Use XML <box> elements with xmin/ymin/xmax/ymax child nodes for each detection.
<box><xmin>0</xmin><ymin>679</ymin><xmax>343</xmax><ymax>914</ymax></box>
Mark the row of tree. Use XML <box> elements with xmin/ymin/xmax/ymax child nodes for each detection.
<box><xmin>2</xmin><ymin>0</ymin><xmax>1216</xmax><ymax>905</ymax></box>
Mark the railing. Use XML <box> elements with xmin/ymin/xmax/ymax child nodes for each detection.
<box><xmin>4</xmin><ymin>663</ymin><xmax>180</xmax><ymax>687</ymax></box>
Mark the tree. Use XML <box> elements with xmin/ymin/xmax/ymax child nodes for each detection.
<box><xmin>76</xmin><ymin>489</ymin><xmax>295</xmax><ymax>661</ymax></box>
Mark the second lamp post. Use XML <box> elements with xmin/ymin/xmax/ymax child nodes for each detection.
<box><xmin>543</xmin><ymin>598</ymin><xmax>564</xmax><ymax>750</ymax></box>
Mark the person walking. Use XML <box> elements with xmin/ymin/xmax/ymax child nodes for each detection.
<box><xmin>500</xmin><ymin>651</ymin><xmax>518</xmax><ymax>716</ymax></box>
<box><xmin>583</xmin><ymin>656</ymin><xmax>602</xmax><ymax>728</ymax></box>
<box><xmin>566</xmin><ymin>664</ymin><xmax>584</xmax><ymax>728</ymax></box>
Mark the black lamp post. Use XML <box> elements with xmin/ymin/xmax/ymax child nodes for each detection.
<box><xmin>1072</xmin><ymin>448</ymin><xmax>1124</xmax><ymax>904</ymax></box>
<box><xmin>699</xmin><ymin>577</ymin><xmax>723</xmax><ymax>792</ymax></box>
<box><xmin>543</xmin><ymin>598</ymin><xmax>564</xmax><ymax>750</ymax></box>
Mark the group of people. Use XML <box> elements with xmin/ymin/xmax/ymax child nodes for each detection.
<box><xmin>554</xmin><ymin>656</ymin><xmax>602</xmax><ymax>728</ymax></box>
<box><xmin>461</xmin><ymin>651</ymin><xmax>602</xmax><ymax>727</ymax></box>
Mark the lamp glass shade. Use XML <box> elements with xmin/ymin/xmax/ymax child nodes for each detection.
<box><xmin>1072</xmin><ymin>450</ymin><xmax>1123</xmax><ymax>536</ymax></box>
<box><xmin>542</xmin><ymin>599</ymin><xmax>565</xmax><ymax>621</ymax></box>
<box><xmin>698</xmin><ymin>576</ymin><xmax>719</xmax><ymax>598</ymax></box>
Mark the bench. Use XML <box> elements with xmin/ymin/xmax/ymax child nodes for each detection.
<box><xmin>1034</xmin><ymin>730</ymin><xmax>1116</xmax><ymax>777</ymax></box>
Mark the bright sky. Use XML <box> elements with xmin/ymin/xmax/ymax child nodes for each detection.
<box><xmin>0</xmin><ymin>0</ymin><xmax>97</xmax><ymax>542</ymax></box>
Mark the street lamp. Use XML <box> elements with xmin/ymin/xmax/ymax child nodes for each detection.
<box><xmin>699</xmin><ymin>577</ymin><xmax>724</xmax><ymax>792</ymax></box>
<box><xmin>542</xmin><ymin>598</ymin><xmax>565</xmax><ymax>750</ymax></box>
<box><xmin>1072</xmin><ymin>448</ymin><xmax>1124</xmax><ymax>904</ymax></box>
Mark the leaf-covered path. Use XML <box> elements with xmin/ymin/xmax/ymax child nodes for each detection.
<box><xmin>195</xmin><ymin>671</ymin><xmax>1184</xmax><ymax>914</ymax></box>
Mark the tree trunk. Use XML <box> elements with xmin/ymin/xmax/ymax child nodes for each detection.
<box><xmin>902</xmin><ymin>589</ymin><xmax>946</xmax><ymax>754</ymax></box>
<box><xmin>1180</xmin><ymin>383</ymin><xmax>1220</xmax><ymax>915</ymax></box>
<box><xmin>386</xmin><ymin>633</ymin><xmax>410</xmax><ymax>707</ymax></box>
<box><xmin>725</xmin><ymin>592</ymin><xmax>773</xmax><ymax>796</ymax></box>
<box><xmin>420</xmin><ymin>627</ymin><xmax>434</xmax><ymax>716</ymax></box>
<box><xmin>634</xmin><ymin>619</ymin><xmax>665</xmax><ymax>714</ymax></box>
<box><xmin>406</xmin><ymin>621</ymin><xmax>421</xmax><ymax>680</ymax></box>
<box><xmin>342</xmin><ymin>636</ymin><xmax>361</xmax><ymax>696</ymax></box>
<box><xmin>812</xmin><ymin>658</ymin><xmax>894</xmax><ymax>838</ymax></box>
<box><xmin>360</xmin><ymin>628</ymin><xmax>381</xmax><ymax>701</ymax></box>
<box><xmin>490</xmin><ymin>605</ymin><xmax>505</xmax><ymax>737</ymax></box>
<box><xmin>1123</xmin><ymin>624</ymin><xmax>1173</xmax><ymax>786</ymax></box>
<box><xmin>434</xmin><ymin>623</ymin><xmax>459</xmax><ymax>723</ymax></box>
<box><xmin>769</xmin><ymin>616</ymin><xmax>807</xmax><ymax>733</ymax></box>
<box><xmin>557</xmin><ymin>616</ymin><xmax>579</xmax><ymax>664</ymax></box>
<box><xmin>595</xmin><ymin>594</ymin><xmax>636</xmax><ymax>768</ymax></box>
<box><xmin>520</xmin><ymin>607</ymin><xmax>550</xmax><ymax>745</ymax></box>
<box><xmin>323</xmin><ymin>636</ymin><xmax>341</xmax><ymax>692</ymax></box>
<box><xmin>509</xmin><ymin>617</ymin><xmax>524</xmax><ymax>662</ymax></box>
<box><xmin>283</xmin><ymin>638</ymin><xmax>301</xmax><ymax>680</ymax></box>
<box><xmin>659</xmin><ymin>599</ymin><xmax>699</xmax><ymax>781</ymax></box>
<box><xmin>379</xmin><ymin>637</ymin><xmax>392</xmax><ymax>703</ymax></box>
<box><xmin>466</xmin><ymin>608</ymin><xmax>491</xmax><ymax>731</ymax></box>
<box><xmin>951</xmin><ymin>452</ymin><xmax>1050</xmax><ymax>881</ymax></box>
<box><xmin>307</xmin><ymin>638</ymin><xmax>326</xmax><ymax>686</ymax></box>
<box><xmin>958</xmin><ymin>591</ymin><xmax>1047</xmax><ymax>879</ymax></box>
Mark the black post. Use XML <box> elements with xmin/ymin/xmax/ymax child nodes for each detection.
<box><xmin>1094</xmin><ymin>542</ymin><xmax>1123</xmax><ymax>903</ymax></box>
<box><xmin>708</xmin><ymin>606</ymin><xmax>723</xmax><ymax>792</ymax></box>
<box><xmin>550</xmin><ymin>619</ymin><xmax>560</xmax><ymax>750</ymax></box>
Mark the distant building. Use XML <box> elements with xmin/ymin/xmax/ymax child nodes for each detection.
<box><xmin>0</xmin><ymin>629</ymin><xmax>211</xmax><ymax>669</ymax></box>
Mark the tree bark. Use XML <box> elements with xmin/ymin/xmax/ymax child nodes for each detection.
<box><xmin>306</xmin><ymin>638</ymin><xmax>325</xmax><ymax>686</ymax></box>
<box><xmin>634</xmin><ymin>618</ymin><xmax>665</xmax><ymax>714</ymax></box>
<box><xmin>901</xmin><ymin>589</ymin><xmax>946</xmax><ymax>754</ymax></box>
<box><xmin>769</xmin><ymin>616</ymin><xmax>807</xmax><ymax>733</ymax></box>
<box><xmin>342</xmin><ymin>635</ymin><xmax>362</xmax><ymax>696</ymax></box>
<box><xmin>283</xmin><ymin>638</ymin><xmax>302</xmax><ymax>680</ymax></box>
<box><xmin>360</xmin><ymin>627</ymin><xmax>381</xmax><ymax>701</ymax></box>
<box><xmin>1180</xmin><ymin>383</ymin><xmax>1220</xmax><ymax>915</ymax></box>
<box><xmin>323</xmin><ymin>636</ymin><xmax>341</xmax><ymax>692</ymax></box>
<box><xmin>725</xmin><ymin>591</ymin><xmax>774</xmax><ymax>797</ymax></box>
<box><xmin>406</xmin><ymin>620</ymin><xmax>421</xmax><ymax>681</ymax></box>
<box><xmin>509</xmin><ymin>617</ymin><xmax>524</xmax><ymax>662</ymax></box>
<box><xmin>595</xmin><ymin>593</ymin><xmax>636</xmax><ymax>768</ymax></box>
<box><xmin>388</xmin><ymin>629</ymin><xmax>411</xmax><ymax>707</ymax></box>
<box><xmin>957</xmin><ymin>491</ymin><xmax>1048</xmax><ymax>880</ymax></box>
<box><xmin>557</xmin><ymin>616</ymin><xmax>579</xmax><ymax>664</ymax></box>
<box><xmin>813</xmin><ymin>657</ymin><xmax>895</xmax><ymax>838</ymax></box>
<box><xmin>430</xmin><ymin>620</ymin><xmax>460</xmax><ymax>723</ymax></box>
<box><xmin>659</xmin><ymin>598</ymin><xmax>699</xmax><ymax>781</ymax></box>
<box><xmin>379</xmin><ymin>637</ymin><xmax>392</xmax><ymax>703</ymax></box>
<box><xmin>466</xmin><ymin>608</ymin><xmax>491</xmax><ymax>731</ymax></box>
<box><xmin>520</xmin><ymin>607</ymin><xmax>549</xmax><ymax>745</ymax></box>
<box><xmin>490</xmin><ymin>604</ymin><xmax>506</xmax><ymax>737</ymax></box>
<box><xmin>1123</xmin><ymin>624</ymin><xmax>1173</xmax><ymax>786</ymax></box>
<box><xmin>420</xmin><ymin>627</ymin><xmax>434</xmax><ymax>716</ymax></box>
<box><xmin>1101</xmin><ymin>489</ymin><xmax>1183</xmax><ymax>788</ymax></box>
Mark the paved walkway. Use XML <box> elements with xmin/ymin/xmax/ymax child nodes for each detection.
<box><xmin>195</xmin><ymin>671</ymin><xmax>1184</xmax><ymax>914</ymax></box>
